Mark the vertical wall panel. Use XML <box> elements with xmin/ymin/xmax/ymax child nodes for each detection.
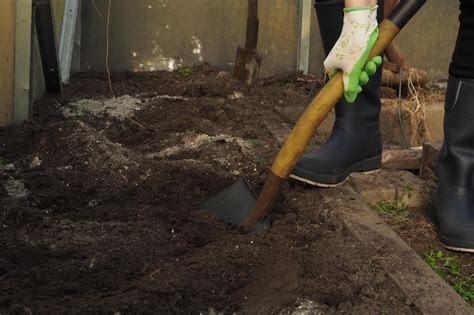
<box><xmin>14</xmin><ymin>0</ymin><xmax>33</xmax><ymax>123</ymax></box>
<box><xmin>0</xmin><ymin>0</ymin><xmax>16</xmax><ymax>126</ymax></box>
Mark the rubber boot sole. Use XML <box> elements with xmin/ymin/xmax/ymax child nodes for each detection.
<box><xmin>428</xmin><ymin>203</ymin><xmax>474</xmax><ymax>253</ymax></box>
<box><xmin>289</xmin><ymin>155</ymin><xmax>382</xmax><ymax>188</ymax></box>
<box><xmin>441</xmin><ymin>240</ymin><xmax>474</xmax><ymax>253</ymax></box>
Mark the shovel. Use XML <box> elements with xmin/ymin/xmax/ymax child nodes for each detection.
<box><xmin>202</xmin><ymin>0</ymin><xmax>427</xmax><ymax>232</ymax></box>
<box><xmin>233</xmin><ymin>0</ymin><xmax>262</xmax><ymax>85</ymax></box>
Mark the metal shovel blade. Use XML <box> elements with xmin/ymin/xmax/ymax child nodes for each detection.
<box><xmin>233</xmin><ymin>47</ymin><xmax>262</xmax><ymax>85</ymax></box>
<box><xmin>200</xmin><ymin>177</ymin><xmax>270</xmax><ymax>232</ymax></box>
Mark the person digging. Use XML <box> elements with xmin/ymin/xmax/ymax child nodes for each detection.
<box><xmin>290</xmin><ymin>0</ymin><xmax>474</xmax><ymax>253</ymax></box>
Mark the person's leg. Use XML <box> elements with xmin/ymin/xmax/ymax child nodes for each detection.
<box><xmin>434</xmin><ymin>0</ymin><xmax>474</xmax><ymax>252</ymax></box>
<box><xmin>449</xmin><ymin>0</ymin><xmax>474</xmax><ymax>79</ymax></box>
<box><xmin>290</xmin><ymin>0</ymin><xmax>384</xmax><ymax>187</ymax></box>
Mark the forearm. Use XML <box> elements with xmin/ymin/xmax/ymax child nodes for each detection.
<box><xmin>345</xmin><ymin>0</ymin><xmax>377</xmax><ymax>7</ymax></box>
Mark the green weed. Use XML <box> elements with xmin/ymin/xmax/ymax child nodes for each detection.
<box><xmin>207</xmin><ymin>308</ymin><xmax>218</xmax><ymax>315</ymax></box>
<box><xmin>424</xmin><ymin>250</ymin><xmax>474</xmax><ymax>306</ymax></box>
<box><xmin>373</xmin><ymin>183</ymin><xmax>415</xmax><ymax>218</ymax></box>
<box><xmin>453</xmin><ymin>280</ymin><xmax>474</xmax><ymax>305</ymax></box>
<box><xmin>177</xmin><ymin>66</ymin><xmax>194</xmax><ymax>76</ymax></box>
<box><xmin>252</xmin><ymin>155</ymin><xmax>269</xmax><ymax>166</ymax></box>
<box><xmin>0</xmin><ymin>157</ymin><xmax>8</xmax><ymax>167</ymax></box>
<box><xmin>401</xmin><ymin>182</ymin><xmax>414</xmax><ymax>191</ymax></box>
<box><xmin>245</xmin><ymin>139</ymin><xmax>261</xmax><ymax>148</ymax></box>
<box><xmin>373</xmin><ymin>200</ymin><xmax>409</xmax><ymax>218</ymax></box>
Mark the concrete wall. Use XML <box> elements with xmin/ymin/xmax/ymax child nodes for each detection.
<box><xmin>395</xmin><ymin>0</ymin><xmax>459</xmax><ymax>78</ymax></box>
<box><xmin>81</xmin><ymin>0</ymin><xmax>298</xmax><ymax>77</ymax></box>
<box><xmin>80</xmin><ymin>0</ymin><xmax>460</xmax><ymax>79</ymax></box>
<box><xmin>309</xmin><ymin>0</ymin><xmax>459</xmax><ymax>78</ymax></box>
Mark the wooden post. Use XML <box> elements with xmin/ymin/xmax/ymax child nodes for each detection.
<box><xmin>0</xmin><ymin>0</ymin><xmax>16</xmax><ymax>127</ymax></box>
<box><xmin>14</xmin><ymin>0</ymin><xmax>33</xmax><ymax>124</ymax></box>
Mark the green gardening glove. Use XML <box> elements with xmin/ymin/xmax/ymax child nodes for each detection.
<box><xmin>323</xmin><ymin>5</ymin><xmax>383</xmax><ymax>103</ymax></box>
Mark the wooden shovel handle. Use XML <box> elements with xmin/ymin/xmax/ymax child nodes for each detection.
<box><xmin>270</xmin><ymin>20</ymin><xmax>400</xmax><ymax>179</ymax></box>
<box><xmin>241</xmin><ymin>0</ymin><xmax>427</xmax><ymax>229</ymax></box>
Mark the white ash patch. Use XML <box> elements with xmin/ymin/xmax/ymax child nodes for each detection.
<box><xmin>148</xmin><ymin>133</ymin><xmax>252</xmax><ymax>158</ymax></box>
<box><xmin>64</xmin><ymin>95</ymin><xmax>190</xmax><ymax>120</ymax></box>
<box><xmin>63</xmin><ymin>95</ymin><xmax>142</xmax><ymax>120</ymax></box>
<box><xmin>228</xmin><ymin>91</ymin><xmax>244</xmax><ymax>100</ymax></box>
<box><xmin>280</xmin><ymin>299</ymin><xmax>327</xmax><ymax>315</ymax></box>
<box><xmin>0</xmin><ymin>163</ymin><xmax>15</xmax><ymax>171</ymax></box>
<box><xmin>103</xmin><ymin>96</ymin><xmax>142</xmax><ymax>119</ymax></box>
<box><xmin>5</xmin><ymin>179</ymin><xmax>29</xmax><ymax>199</ymax></box>
<box><xmin>67</xmin><ymin>121</ymin><xmax>137</xmax><ymax>172</ymax></box>
<box><xmin>30</xmin><ymin>156</ymin><xmax>42</xmax><ymax>168</ymax></box>
<box><xmin>46</xmin><ymin>121</ymin><xmax>139</xmax><ymax>184</ymax></box>
<box><xmin>63</xmin><ymin>99</ymin><xmax>103</xmax><ymax>117</ymax></box>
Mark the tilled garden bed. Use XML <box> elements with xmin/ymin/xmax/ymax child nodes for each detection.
<box><xmin>0</xmin><ymin>64</ymin><xmax>454</xmax><ymax>313</ymax></box>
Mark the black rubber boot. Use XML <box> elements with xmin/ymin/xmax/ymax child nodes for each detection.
<box><xmin>431</xmin><ymin>76</ymin><xmax>474</xmax><ymax>253</ymax></box>
<box><xmin>290</xmin><ymin>0</ymin><xmax>384</xmax><ymax>187</ymax></box>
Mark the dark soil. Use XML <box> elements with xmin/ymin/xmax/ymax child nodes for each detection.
<box><xmin>1</xmin><ymin>64</ymin><xmax>419</xmax><ymax>314</ymax></box>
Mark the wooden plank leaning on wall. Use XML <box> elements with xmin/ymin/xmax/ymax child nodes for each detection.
<box><xmin>0</xmin><ymin>0</ymin><xmax>16</xmax><ymax>127</ymax></box>
<box><xmin>0</xmin><ymin>0</ymin><xmax>33</xmax><ymax>127</ymax></box>
<box><xmin>14</xmin><ymin>0</ymin><xmax>33</xmax><ymax>124</ymax></box>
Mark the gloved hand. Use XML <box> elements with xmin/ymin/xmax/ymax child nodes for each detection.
<box><xmin>323</xmin><ymin>5</ymin><xmax>382</xmax><ymax>103</ymax></box>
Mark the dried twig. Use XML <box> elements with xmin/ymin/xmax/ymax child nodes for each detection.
<box><xmin>407</xmin><ymin>69</ymin><xmax>422</xmax><ymax>114</ymax></box>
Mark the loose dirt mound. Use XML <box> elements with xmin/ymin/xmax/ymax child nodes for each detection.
<box><xmin>1</xmin><ymin>65</ymin><xmax>418</xmax><ymax>313</ymax></box>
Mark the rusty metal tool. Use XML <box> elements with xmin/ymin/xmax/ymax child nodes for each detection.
<box><xmin>233</xmin><ymin>0</ymin><xmax>262</xmax><ymax>85</ymax></box>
